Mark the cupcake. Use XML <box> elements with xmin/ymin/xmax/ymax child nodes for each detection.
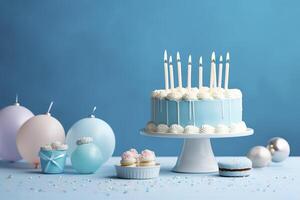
<box><xmin>139</xmin><ymin>149</ymin><xmax>156</xmax><ymax>167</ymax></box>
<box><xmin>120</xmin><ymin>151</ymin><xmax>137</xmax><ymax>167</ymax></box>
<box><xmin>129</xmin><ymin>148</ymin><xmax>139</xmax><ymax>159</ymax></box>
<box><xmin>39</xmin><ymin>142</ymin><xmax>68</xmax><ymax>174</ymax></box>
<box><xmin>115</xmin><ymin>149</ymin><xmax>160</xmax><ymax>179</ymax></box>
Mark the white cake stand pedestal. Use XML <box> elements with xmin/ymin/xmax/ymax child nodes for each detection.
<box><xmin>140</xmin><ymin>129</ymin><xmax>254</xmax><ymax>173</ymax></box>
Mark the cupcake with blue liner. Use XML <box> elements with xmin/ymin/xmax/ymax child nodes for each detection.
<box><xmin>39</xmin><ymin>141</ymin><xmax>68</xmax><ymax>174</ymax></box>
<box><xmin>116</xmin><ymin>149</ymin><xmax>160</xmax><ymax>179</ymax></box>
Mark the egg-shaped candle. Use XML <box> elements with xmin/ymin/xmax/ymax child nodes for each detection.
<box><xmin>0</xmin><ymin>96</ymin><xmax>34</xmax><ymax>161</ymax></box>
<box><xmin>16</xmin><ymin>102</ymin><xmax>65</xmax><ymax>167</ymax></box>
<box><xmin>71</xmin><ymin>137</ymin><xmax>103</xmax><ymax>174</ymax></box>
<box><xmin>66</xmin><ymin>107</ymin><xmax>115</xmax><ymax>164</ymax></box>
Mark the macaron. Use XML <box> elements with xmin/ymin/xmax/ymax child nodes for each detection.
<box><xmin>218</xmin><ymin>157</ymin><xmax>252</xmax><ymax>177</ymax></box>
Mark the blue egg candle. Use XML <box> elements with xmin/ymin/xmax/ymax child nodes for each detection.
<box><xmin>71</xmin><ymin>137</ymin><xmax>103</xmax><ymax>174</ymax></box>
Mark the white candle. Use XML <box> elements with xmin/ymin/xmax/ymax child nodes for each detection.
<box><xmin>225</xmin><ymin>52</ymin><xmax>230</xmax><ymax>90</ymax></box>
<box><xmin>169</xmin><ymin>56</ymin><xmax>175</xmax><ymax>90</ymax></box>
<box><xmin>210</xmin><ymin>52</ymin><xmax>216</xmax><ymax>89</ymax></box>
<box><xmin>198</xmin><ymin>56</ymin><xmax>203</xmax><ymax>89</ymax></box>
<box><xmin>176</xmin><ymin>52</ymin><xmax>182</xmax><ymax>89</ymax></box>
<box><xmin>187</xmin><ymin>55</ymin><xmax>192</xmax><ymax>90</ymax></box>
<box><xmin>218</xmin><ymin>55</ymin><xmax>223</xmax><ymax>88</ymax></box>
<box><xmin>164</xmin><ymin>50</ymin><xmax>169</xmax><ymax>91</ymax></box>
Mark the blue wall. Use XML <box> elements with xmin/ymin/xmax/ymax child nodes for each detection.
<box><xmin>0</xmin><ymin>0</ymin><xmax>299</xmax><ymax>156</ymax></box>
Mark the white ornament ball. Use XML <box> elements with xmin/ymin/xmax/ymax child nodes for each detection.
<box><xmin>267</xmin><ymin>137</ymin><xmax>290</xmax><ymax>162</ymax></box>
<box><xmin>247</xmin><ymin>146</ymin><xmax>271</xmax><ymax>168</ymax></box>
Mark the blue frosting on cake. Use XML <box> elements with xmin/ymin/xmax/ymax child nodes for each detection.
<box><xmin>151</xmin><ymin>98</ymin><xmax>242</xmax><ymax>127</ymax></box>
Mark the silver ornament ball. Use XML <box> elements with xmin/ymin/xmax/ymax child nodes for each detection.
<box><xmin>247</xmin><ymin>146</ymin><xmax>272</xmax><ymax>168</ymax></box>
<box><xmin>267</xmin><ymin>137</ymin><xmax>290</xmax><ymax>162</ymax></box>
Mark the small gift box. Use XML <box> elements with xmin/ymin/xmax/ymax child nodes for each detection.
<box><xmin>39</xmin><ymin>142</ymin><xmax>68</xmax><ymax>174</ymax></box>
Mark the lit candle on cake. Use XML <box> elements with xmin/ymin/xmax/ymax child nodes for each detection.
<box><xmin>198</xmin><ymin>56</ymin><xmax>203</xmax><ymax>89</ymax></box>
<box><xmin>224</xmin><ymin>52</ymin><xmax>230</xmax><ymax>90</ymax></box>
<box><xmin>187</xmin><ymin>55</ymin><xmax>192</xmax><ymax>90</ymax></box>
<box><xmin>169</xmin><ymin>56</ymin><xmax>175</xmax><ymax>91</ymax></box>
<box><xmin>176</xmin><ymin>52</ymin><xmax>183</xmax><ymax>89</ymax></box>
<box><xmin>210</xmin><ymin>52</ymin><xmax>216</xmax><ymax>89</ymax></box>
<box><xmin>164</xmin><ymin>50</ymin><xmax>169</xmax><ymax>91</ymax></box>
<box><xmin>218</xmin><ymin>55</ymin><xmax>223</xmax><ymax>88</ymax></box>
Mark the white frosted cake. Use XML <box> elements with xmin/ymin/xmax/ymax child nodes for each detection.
<box><xmin>145</xmin><ymin>51</ymin><xmax>248</xmax><ymax>134</ymax></box>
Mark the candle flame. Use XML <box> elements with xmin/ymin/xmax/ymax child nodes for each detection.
<box><xmin>219</xmin><ymin>55</ymin><xmax>223</xmax><ymax>62</ymax></box>
<box><xmin>188</xmin><ymin>55</ymin><xmax>192</xmax><ymax>64</ymax></box>
<box><xmin>164</xmin><ymin>50</ymin><xmax>167</xmax><ymax>62</ymax></box>
<box><xmin>226</xmin><ymin>52</ymin><xmax>230</xmax><ymax>62</ymax></box>
<box><xmin>169</xmin><ymin>56</ymin><xmax>173</xmax><ymax>64</ymax></box>
<box><xmin>199</xmin><ymin>56</ymin><xmax>203</xmax><ymax>66</ymax></box>
<box><xmin>176</xmin><ymin>52</ymin><xmax>181</xmax><ymax>61</ymax></box>
<box><xmin>211</xmin><ymin>51</ymin><xmax>216</xmax><ymax>62</ymax></box>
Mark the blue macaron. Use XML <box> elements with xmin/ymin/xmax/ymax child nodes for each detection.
<box><xmin>218</xmin><ymin>157</ymin><xmax>252</xmax><ymax>177</ymax></box>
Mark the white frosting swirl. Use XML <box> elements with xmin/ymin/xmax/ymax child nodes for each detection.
<box><xmin>146</xmin><ymin>122</ymin><xmax>247</xmax><ymax>135</ymax></box>
<box><xmin>51</xmin><ymin>141</ymin><xmax>62</xmax><ymax>149</ymax></box>
<box><xmin>166</xmin><ymin>91</ymin><xmax>183</xmax><ymax>101</ymax></box>
<box><xmin>146</xmin><ymin>121</ymin><xmax>157</xmax><ymax>132</ymax></box>
<box><xmin>42</xmin><ymin>142</ymin><xmax>68</xmax><ymax>151</ymax></box>
<box><xmin>224</xmin><ymin>89</ymin><xmax>242</xmax><ymax>99</ymax></box>
<box><xmin>151</xmin><ymin>90</ymin><xmax>161</xmax><ymax>98</ymax></box>
<box><xmin>41</xmin><ymin>144</ymin><xmax>52</xmax><ymax>151</ymax></box>
<box><xmin>212</xmin><ymin>89</ymin><xmax>225</xmax><ymax>99</ymax></box>
<box><xmin>200</xmin><ymin>124</ymin><xmax>215</xmax><ymax>134</ymax></box>
<box><xmin>183</xmin><ymin>90</ymin><xmax>198</xmax><ymax>100</ymax></box>
<box><xmin>56</xmin><ymin>144</ymin><xmax>68</xmax><ymax>150</ymax></box>
<box><xmin>184</xmin><ymin>125</ymin><xmax>199</xmax><ymax>134</ymax></box>
<box><xmin>156</xmin><ymin>124</ymin><xmax>169</xmax><ymax>133</ymax></box>
<box><xmin>175</xmin><ymin>87</ymin><xmax>187</xmax><ymax>93</ymax></box>
<box><xmin>77</xmin><ymin>137</ymin><xmax>93</xmax><ymax>145</ymax></box>
<box><xmin>151</xmin><ymin>88</ymin><xmax>242</xmax><ymax>100</ymax></box>
<box><xmin>229</xmin><ymin>123</ymin><xmax>240</xmax><ymax>133</ymax></box>
<box><xmin>238</xmin><ymin>121</ymin><xmax>247</xmax><ymax>131</ymax></box>
<box><xmin>169</xmin><ymin>124</ymin><xmax>184</xmax><ymax>134</ymax></box>
<box><xmin>215</xmin><ymin>124</ymin><xmax>229</xmax><ymax>134</ymax></box>
<box><xmin>152</xmin><ymin>89</ymin><xmax>169</xmax><ymax>99</ymax></box>
<box><xmin>197</xmin><ymin>90</ymin><xmax>213</xmax><ymax>100</ymax></box>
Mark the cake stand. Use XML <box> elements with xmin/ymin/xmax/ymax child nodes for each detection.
<box><xmin>140</xmin><ymin>128</ymin><xmax>254</xmax><ymax>173</ymax></box>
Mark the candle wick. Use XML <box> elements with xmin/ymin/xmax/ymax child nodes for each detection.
<box><xmin>91</xmin><ymin>106</ymin><xmax>97</xmax><ymax>118</ymax></box>
<box><xmin>47</xmin><ymin>101</ymin><xmax>54</xmax><ymax>114</ymax></box>
<box><xmin>14</xmin><ymin>94</ymin><xmax>20</xmax><ymax>106</ymax></box>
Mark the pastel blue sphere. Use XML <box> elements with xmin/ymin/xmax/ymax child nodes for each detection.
<box><xmin>71</xmin><ymin>143</ymin><xmax>103</xmax><ymax>173</ymax></box>
<box><xmin>66</xmin><ymin>117</ymin><xmax>115</xmax><ymax>164</ymax></box>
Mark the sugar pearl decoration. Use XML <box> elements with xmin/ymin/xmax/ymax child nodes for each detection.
<box><xmin>247</xmin><ymin>146</ymin><xmax>271</xmax><ymax>168</ymax></box>
<box><xmin>267</xmin><ymin>137</ymin><xmax>290</xmax><ymax>162</ymax></box>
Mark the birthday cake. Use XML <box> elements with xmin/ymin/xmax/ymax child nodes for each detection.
<box><xmin>145</xmin><ymin>51</ymin><xmax>247</xmax><ymax>134</ymax></box>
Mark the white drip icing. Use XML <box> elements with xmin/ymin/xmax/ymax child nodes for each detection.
<box><xmin>189</xmin><ymin>101</ymin><xmax>192</xmax><ymax>121</ymax></box>
<box><xmin>192</xmin><ymin>101</ymin><xmax>195</xmax><ymax>126</ymax></box>
<box><xmin>159</xmin><ymin>99</ymin><xmax>162</xmax><ymax>112</ymax></box>
<box><xmin>221</xmin><ymin>100</ymin><xmax>224</xmax><ymax>120</ymax></box>
<box><xmin>166</xmin><ymin>101</ymin><xmax>169</xmax><ymax>125</ymax></box>
<box><xmin>229</xmin><ymin>100</ymin><xmax>232</xmax><ymax>123</ymax></box>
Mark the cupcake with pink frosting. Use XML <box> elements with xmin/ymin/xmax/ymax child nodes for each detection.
<box><xmin>129</xmin><ymin>148</ymin><xmax>139</xmax><ymax>159</ymax></box>
<box><xmin>120</xmin><ymin>151</ymin><xmax>137</xmax><ymax>167</ymax></box>
<box><xmin>116</xmin><ymin>148</ymin><xmax>160</xmax><ymax>179</ymax></box>
<box><xmin>139</xmin><ymin>149</ymin><xmax>156</xmax><ymax>167</ymax></box>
